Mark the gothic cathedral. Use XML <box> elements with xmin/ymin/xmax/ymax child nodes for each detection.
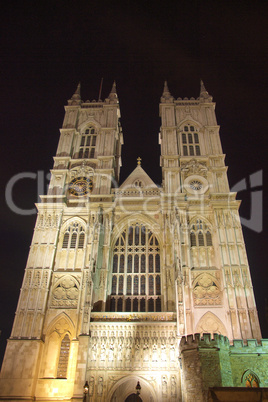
<box><xmin>0</xmin><ymin>81</ymin><xmax>267</xmax><ymax>401</ymax></box>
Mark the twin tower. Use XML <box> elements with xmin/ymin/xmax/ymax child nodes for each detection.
<box><xmin>0</xmin><ymin>81</ymin><xmax>266</xmax><ymax>401</ymax></box>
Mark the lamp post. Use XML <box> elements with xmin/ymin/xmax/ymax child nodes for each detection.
<box><xmin>83</xmin><ymin>381</ymin><xmax>89</xmax><ymax>402</ymax></box>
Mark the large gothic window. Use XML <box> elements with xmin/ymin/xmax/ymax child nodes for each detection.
<box><xmin>78</xmin><ymin>126</ymin><xmax>97</xmax><ymax>159</ymax></box>
<box><xmin>62</xmin><ymin>222</ymin><xmax>85</xmax><ymax>249</ymax></box>
<box><xmin>109</xmin><ymin>224</ymin><xmax>161</xmax><ymax>312</ymax></box>
<box><xmin>180</xmin><ymin>124</ymin><xmax>201</xmax><ymax>156</ymax></box>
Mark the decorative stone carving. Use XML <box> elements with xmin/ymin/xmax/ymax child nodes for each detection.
<box><xmin>193</xmin><ymin>273</ymin><xmax>221</xmax><ymax>306</ymax></box>
<box><xmin>97</xmin><ymin>377</ymin><xmax>103</xmax><ymax>395</ymax></box>
<box><xmin>51</xmin><ymin>275</ymin><xmax>80</xmax><ymax>307</ymax></box>
<box><xmin>162</xmin><ymin>375</ymin><xmax>168</xmax><ymax>395</ymax></box>
<box><xmin>181</xmin><ymin>159</ymin><xmax>208</xmax><ymax>178</ymax></box>
<box><xmin>89</xmin><ymin>376</ymin><xmax>94</xmax><ymax>396</ymax></box>
<box><xmin>195</xmin><ymin>312</ymin><xmax>227</xmax><ymax>336</ymax></box>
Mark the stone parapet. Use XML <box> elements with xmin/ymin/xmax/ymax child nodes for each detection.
<box><xmin>180</xmin><ymin>332</ymin><xmax>230</xmax><ymax>352</ymax></box>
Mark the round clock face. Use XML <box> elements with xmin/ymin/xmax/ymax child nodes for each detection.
<box><xmin>189</xmin><ymin>180</ymin><xmax>203</xmax><ymax>191</ymax></box>
<box><xmin>69</xmin><ymin>176</ymin><xmax>93</xmax><ymax>196</ymax></box>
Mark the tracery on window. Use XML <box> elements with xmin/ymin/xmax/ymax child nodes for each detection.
<box><xmin>190</xmin><ymin>219</ymin><xmax>212</xmax><ymax>247</ymax></box>
<box><xmin>109</xmin><ymin>224</ymin><xmax>161</xmax><ymax>312</ymax></box>
<box><xmin>243</xmin><ymin>371</ymin><xmax>259</xmax><ymax>388</ymax></box>
<box><xmin>180</xmin><ymin>124</ymin><xmax>200</xmax><ymax>156</ymax></box>
<box><xmin>62</xmin><ymin>222</ymin><xmax>85</xmax><ymax>249</ymax></box>
<box><xmin>78</xmin><ymin>126</ymin><xmax>97</xmax><ymax>159</ymax></box>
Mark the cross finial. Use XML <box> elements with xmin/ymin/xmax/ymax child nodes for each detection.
<box><xmin>137</xmin><ymin>157</ymin><xmax>142</xmax><ymax>166</ymax></box>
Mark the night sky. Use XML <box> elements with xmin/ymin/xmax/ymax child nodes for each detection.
<box><xmin>0</xmin><ymin>1</ymin><xmax>267</xmax><ymax>364</ymax></box>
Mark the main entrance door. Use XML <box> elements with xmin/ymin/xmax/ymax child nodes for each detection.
<box><xmin>125</xmin><ymin>395</ymin><xmax>142</xmax><ymax>402</ymax></box>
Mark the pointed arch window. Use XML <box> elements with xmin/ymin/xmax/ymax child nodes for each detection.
<box><xmin>180</xmin><ymin>124</ymin><xmax>201</xmax><ymax>156</ymax></box>
<box><xmin>78</xmin><ymin>126</ymin><xmax>97</xmax><ymax>159</ymax></box>
<box><xmin>243</xmin><ymin>371</ymin><xmax>259</xmax><ymax>388</ymax></box>
<box><xmin>109</xmin><ymin>223</ymin><xmax>161</xmax><ymax>312</ymax></box>
<box><xmin>62</xmin><ymin>222</ymin><xmax>85</xmax><ymax>249</ymax></box>
<box><xmin>190</xmin><ymin>219</ymin><xmax>212</xmax><ymax>248</ymax></box>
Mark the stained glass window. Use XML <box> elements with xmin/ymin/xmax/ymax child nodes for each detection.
<box><xmin>134</xmin><ymin>255</ymin><xmax>139</xmax><ymax>273</ymax></box>
<box><xmin>149</xmin><ymin>255</ymin><xmax>154</xmax><ymax>273</ymax></box>
<box><xmin>141</xmin><ymin>275</ymin><xmax>146</xmax><ymax>295</ymax></box>
<box><xmin>109</xmin><ymin>224</ymin><xmax>161</xmax><ymax>312</ymax></box>
<box><xmin>118</xmin><ymin>276</ymin><xmax>123</xmax><ymax>295</ymax></box>
<box><xmin>141</xmin><ymin>226</ymin><xmax>146</xmax><ymax>245</ymax></box>
<box><xmin>127</xmin><ymin>276</ymin><xmax>132</xmax><ymax>295</ymax></box>
<box><xmin>134</xmin><ymin>275</ymin><xmax>139</xmax><ymax>295</ymax></box>
<box><xmin>141</xmin><ymin>254</ymin><xmax>146</xmax><ymax>273</ymax></box>
<box><xmin>127</xmin><ymin>255</ymin><xmax>132</xmax><ymax>273</ymax></box>
<box><xmin>113</xmin><ymin>255</ymin><xmax>118</xmax><ymax>273</ymax></box>
<box><xmin>155</xmin><ymin>254</ymin><xmax>160</xmax><ymax>272</ymax></box>
<box><xmin>119</xmin><ymin>255</ymin><xmax>124</xmax><ymax>273</ymax></box>
<box><xmin>156</xmin><ymin>275</ymin><xmax>161</xmax><ymax>295</ymax></box>
<box><xmin>135</xmin><ymin>226</ymin><xmax>139</xmax><ymax>245</ymax></box>
<box><xmin>149</xmin><ymin>276</ymin><xmax>154</xmax><ymax>295</ymax></box>
<box><xmin>111</xmin><ymin>276</ymin><xmax>117</xmax><ymax>295</ymax></box>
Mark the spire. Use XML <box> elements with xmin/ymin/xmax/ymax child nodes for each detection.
<box><xmin>199</xmin><ymin>80</ymin><xmax>213</xmax><ymax>101</ymax></box>
<box><xmin>161</xmin><ymin>81</ymin><xmax>174</xmax><ymax>102</ymax></box>
<box><xmin>68</xmin><ymin>82</ymin><xmax>81</xmax><ymax>106</ymax></box>
<box><xmin>107</xmin><ymin>81</ymin><xmax>118</xmax><ymax>102</ymax></box>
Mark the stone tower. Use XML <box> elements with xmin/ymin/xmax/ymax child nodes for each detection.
<box><xmin>0</xmin><ymin>81</ymin><xmax>264</xmax><ymax>401</ymax></box>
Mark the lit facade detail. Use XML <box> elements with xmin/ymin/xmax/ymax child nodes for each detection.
<box><xmin>0</xmin><ymin>81</ymin><xmax>267</xmax><ymax>401</ymax></box>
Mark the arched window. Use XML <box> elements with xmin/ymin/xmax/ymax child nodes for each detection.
<box><xmin>78</xmin><ymin>126</ymin><xmax>97</xmax><ymax>159</ymax></box>
<box><xmin>190</xmin><ymin>219</ymin><xmax>212</xmax><ymax>247</ymax></box>
<box><xmin>62</xmin><ymin>222</ymin><xmax>85</xmax><ymax>249</ymax></box>
<box><xmin>109</xmin><ymin>224</ymin><xmax>161</xmax><ymax>312</ymax></box>
<box><xmin>243</xmin><ymin>371</ymin><xmax>260</xmax><ymax>388</ymax></box>
<box><xmin>180</xmin><ymin>124</ymin><xmax>201</xmax><ymax>156</ymax></box>
<box><xmin>56</xmin><ymin>334</ymin><xmax>70</xmax><ymax>378</ymax></box>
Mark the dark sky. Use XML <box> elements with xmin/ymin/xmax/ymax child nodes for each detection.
<box><xmin>0</xmin><ymin>1</ymin><xmax>267</xmax><ymax>364</ymax></box>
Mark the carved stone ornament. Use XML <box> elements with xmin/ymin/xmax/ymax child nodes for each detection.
<box><xmin>193</xmin><ymin>273</ymin><xmax>221</xmax><ymax>306</ymax></box>
<box><xmin>181</xmin><ymin>159</ymin><xmax>208</xmax><ymax>178</ymax></box>
<box><xmin>184</xmin><ymin>174</ymin><xmax>209</xmax><ymax>195</ymax></box>
<box><xmin>51</xmin><ymin>275</ymin><xmax>80</xmax><ymax>307</ymax></box>
<box><xmin>69</xmin><ymin>161</ymin><xmax>94</xmax><ymax>180</ymax></box>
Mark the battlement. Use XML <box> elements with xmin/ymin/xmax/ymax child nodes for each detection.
<box><xmin>230</xmin><ymin>338</ymin><xmax>268</xmax><ymax>354</ymax></box>
<box><xmin>180</xmin><ymin>333</ymin><xmax>230</xmax><ymax>351</ymax></box>
<box><xmin>180</xmin><ymin>334</ymin><xmax>268</xmax><ymax>356</ymax></box>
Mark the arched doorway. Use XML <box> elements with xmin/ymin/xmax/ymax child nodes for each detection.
<box><xmin>108</xmin><ymin>375</ymin><xmax>156</xmax><ymax>401</ymax></box>
<box><xmin>125</xmin><ymin>394</ymin><xmax>142</xmax><ymax>402</ymax></box>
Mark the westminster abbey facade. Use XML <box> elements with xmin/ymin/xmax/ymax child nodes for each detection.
<box><xmin>0</xmin><ymin>81</ymin><xmax>267</xmax><ymax>401</ymax></box>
